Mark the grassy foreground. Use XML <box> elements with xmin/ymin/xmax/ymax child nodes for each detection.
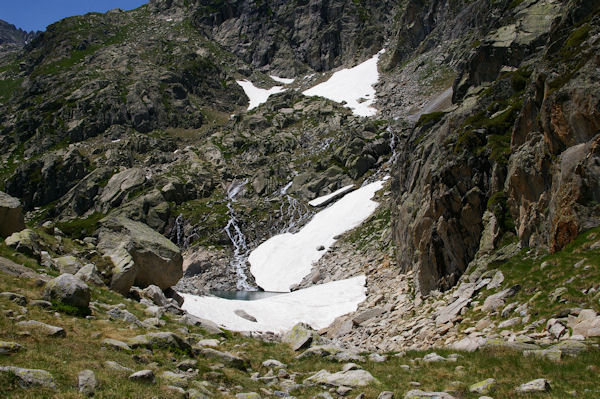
<box><xmin>0</xmin><ymin>230</ymin><xmax>599</xmax><ymax>398</ymax></box>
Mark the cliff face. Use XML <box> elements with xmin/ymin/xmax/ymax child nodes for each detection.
<box><xmin>389</xmin><ymin>0</ymin><xmax>600</xmax><ymax>294</ymax></box>
<box><xmin>152</xmin><ymin>0</ymin><xmax>393</xmax><ymax>75</ymax></box>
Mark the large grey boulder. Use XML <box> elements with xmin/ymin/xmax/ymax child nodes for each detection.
<box><xmin>78</xmin><ymin>369</ymin><xmax>97</xmax><ymax>396</ymax></box>
<box><xmin>0</xmin><ymin>291</ymin><xmax>27</xmax><ymax>306</ymax></box>
<box><xmin>404</xmin><ymin>391</ymin><xmax>455</xmax><ymax>399</ymax></box>
<box><xmin>282</xmin><ymin>322</ymin><xmax>321</xmax><ymax>351</ymax></box>
<box><xmin>43</xmin><ymin>273</ymin><xmax>90</xmax><ymax>309</ymax></box>
<box><xmin>101</xmin><ymin>338</ymin><xmax>132</xmax><ymax>351</ymax></box>
<box><xmin>128</xmin><ymin>332</ymin><xmax>191</xmax><ymax>353</ymax></box>
<box><xmin>129</xmin><ymin>369</ymin><xmax>155</xmax><ymax>384</ymax></box>
<box><xmin>54</xmin><ymin>256</ymin><xmax>84</xmax><ymax>275</ymax></box>
<box><xmin>451</xmin><ymin>336</ymin><xmax>486</xmax><ymax>352</ymax></box>
<box><xmin>0</xmin><ymin>191</ymin><xmax>25</xmax><ymax>238</ymax></box>
<box><xmin>179</xmin><ymin>313</ymin><xmax>223</xmax><ymax>334</ymax></box>
<box><xmin>435</xmin><ymin>296</ymin><xmax>471</xmax><ymax>325</ymax></box>
<box><xmin>305</xmin><ymin>369</ymin><xmax>378</xmax><ymax>387</ymax></box>
<box><xmin>0</xmin><ymin>341</ymin><xmax>24</xmax><ymax>355</ymax></box>
<box><xmin>96</xmin><ymin>216</ymin><xmax>183</xmax><ymax>294</ymax></box>
<box><xmin>141</xmin><ymin>284</ymin><xmax>169</xmax><ymax>307</ymax></box>
<box><xmin>75</xmin><ymin>264</ymin><xmax>105</xmax><ymax>286</ymax></box>
<box><xmin>481</xmin><ymin>286</ymin><xmax>520</xmax><ymax>313</ymax></box>
<box><xmin>0</xmin><ymin>366</ymin><xmax>56</xmax><ymax>389</ymax></box>
<box><xmin>194</xmin><ymin>347</ymin><xmax>249</xmax><ymax>369</ymax></box>
<box><xmin>107</xmin><ymin>307</ymin><xmax>143</xmax><ymax>326</ymax></box>
<box><xmin>160</xmin><ymin>371</ymin><xmax>190</xmax><ymax>388</ymax></box>
<box><xmin>571</xmin><ymin>310</ymin><xmax>600</xmax><ymax>337</ymax></box>
<box><xmin>515</xmin><ymin>378</ymin><xmax>551</xmax><ymax>393</ymax></box>
<box><xmin>5</xmin><ymin>229</ymin><xmax>41</xmax><ymax>259</ymax></box>
<box><xmin>104</xmin><ymin>360</ymin><xmax>133</xmax><ymax>372</ymax></box>
<box><xmin>98</xmin><ymin>168</ymin><xmax>146</xmax><ymax>212</ymax></box>
<box><xmin>352</xmin><ymin>307</ymin><xmax>385</xmax><ymax>326</ymax></box>
<box><xmin>17</xmin><ymin>320</ymin><xmax>66</xmax><ymax>337</ymax></box>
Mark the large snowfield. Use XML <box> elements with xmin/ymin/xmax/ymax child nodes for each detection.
<box><xmin>249</xmin><ymin>179</ymin><xmax>385</xmax><ymax>292</ymax></box>
<box><xmin>181</xmin><ymin>178</ymin><xmax>386</xmax><ymax>333</ymax></box>
<box><xmin>181</xmin><ymin>275</ymin><xmax>366</xmax><ymax>333</ymax></box>
<box><xmin>302</xmin><ymin>50</ymin><xmax>383</xmax><ymax>117</ymax></box>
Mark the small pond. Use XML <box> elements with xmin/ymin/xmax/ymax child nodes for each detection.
<box><xmin>209</xmin><ymin>290</ymin><xmax>284</xmax><ymax>301</ymax></box>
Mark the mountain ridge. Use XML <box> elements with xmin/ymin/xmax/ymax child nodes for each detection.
<box><xmin>0</xmin><ymin>19</ymin><xmax>37</xmax><ymax>49</ymax></box>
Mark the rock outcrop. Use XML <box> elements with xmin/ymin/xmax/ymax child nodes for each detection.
<box><xmin>182</xmin><ymin>0</ymin><xmax>392</xmax><ymax>75</ymax></box>
<box><xmin>391</xmin><ymin>0</ymin><xmax>600</xmax><ymax>294</ymax></box>
<box><xmin>0</xmin><ymin>191</ymin><xmax>25</xmax><ymax>238</ymax></box>
<box><xmin>97</xmin><ymin>216</ymin><xmax>183</xmax><ymax>294</ymax></box>
<box><xmin>5</xmin><ymin>229</ymin><xmax>41</xmax><ymax>259</ymax></box>
<box><xmin>43</xmin><ymin>274</ymin><xmax>91</xmax><ymax>309</ymax></box>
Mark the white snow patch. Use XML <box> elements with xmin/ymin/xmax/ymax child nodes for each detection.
<box><xmin>270</xmin><ymin>75</ymin><xmax>295</xmax><ymax>85</ymax></box>
<box><xmin>249</xmin><ymin>179</ymin><xmax>385</xmax><ymax>292</ymax></box>
<box><xmin>308</xmin><ymin>184</ymin><xmax>355</xmax><ymax>207</ymax></box>
<box><xmin>236</xmin><ymin>80</ymin><xmax>285</xmax><ymax>110</ymax></box>
<box><xmin>181</xmin><ymin>276</ymin><xmax>366</xmax><ymax>333</ymax></box>
<box><xmin>302</xmin><ymin>50</ymin><xmax>384</xmax><ymax>117</ymax></box>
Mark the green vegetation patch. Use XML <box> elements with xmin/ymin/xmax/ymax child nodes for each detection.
<box><xmin>454</xmin><ymin>68</ymin><xmax>529</xmax><ymax>165</ymax></box>
<box><xmin>468</xmin><ymin>227</ymin><xmax>600</xmax><ymax>329</ymax></box>
<box><xmin>56</xmin><ymin>213</ymin><xmax>106</xmax><ymax>240</ymax></box>
<box><xmin>50</xmin><ymin>300</ymin><xmax>91</xmax><ymax>318</ymax></box>
<box><xmin>416</xmin><ymin>111</ymin><xmax>447</xmax><ymax>129</ymax></box>
<box><xmin>0</xmin><ymin>77</ymin><xmax>23</xmax><ymax>102</ymax></box>
<box><xmin>486</xmin><ymin>191</ymin><xmax>516</xmax><ymax>239</ymax></box>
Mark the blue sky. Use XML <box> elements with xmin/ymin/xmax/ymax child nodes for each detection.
<box><xmin>2</xmin><ymin>1</ymin><xmax>148</xmax><ymax>32</ymax></box>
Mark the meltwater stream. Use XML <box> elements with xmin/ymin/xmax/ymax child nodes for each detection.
<box><xmin>224</xmin><ymin>179</ymin><xmax>255</xmax><ymax>291</ymax></box>
<box><xmin>210</xmin><ymin>290</ymin><xmax>283</xmax><ymax>301</ymax></box>
<box><xmin>278</xmin><ymin>181</ymin><xmax>312</xmax><ymax>234</ymax></box>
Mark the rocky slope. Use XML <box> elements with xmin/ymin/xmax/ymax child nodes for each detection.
<box><xmin>0</xmin><ymin>0</ymin><xmax>598</xmax><ymax>370</ymax></box>
<box><xmin>1</xmin><ymin>254</ymin><xmax>598</xmax><ymax>398</ymax></box>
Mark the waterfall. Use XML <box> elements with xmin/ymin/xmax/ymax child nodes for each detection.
<box><xmin>173</xmin><ymin>214</ymin><xmax>184</xmax><ymax>247</ymax></box>
<box><xmin>224</xmin><ymin>179</ymin><xmax>255</xmax><ymax>291</ymax></box>
<box><xmin>278</xmin><ymin>181</ymin><xmax>312</xmax><ymax>234</ymax></box>
<box><xmin>388</xmin><ymin>125</ymin><xmax>399</xmax><ymax>163</ymax></box>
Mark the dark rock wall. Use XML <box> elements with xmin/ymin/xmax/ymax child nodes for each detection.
<box><xmin>187</xmin><ymin>0</ymin><xmax>393</xmax><ymax>75</ymax></box>
<box><xmin>391</xmin><ymin>0</ymin><xmax>600</xmax><ymax>295</ymax></box>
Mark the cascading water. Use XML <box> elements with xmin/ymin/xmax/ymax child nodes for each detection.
<box><xmin>224</xmin><ymin>179</ymin><xmax>255</xmax><ymax>291</ymax></box>
<box><xmin>170</xmin><ymin>213</ymin><xmax>198</xmax><ymax>249</ymax></box>
<box><xmin>173</xmin><ymin>214</ymin><xmax>184</xmax><ymax>246</ymax></box>
<box><xmin>387</xmin><ymin>125</ymin><xmax>399</xmax><ymax>163</ymax></box>
<box><xmin>278</xmin><ymin>181</ymin><xmax>312</xmax><ymax>234</ymax></box>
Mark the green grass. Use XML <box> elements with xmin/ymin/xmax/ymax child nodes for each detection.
<box><xmin>454</xmin><ymin>85</ymin><xmax>524</xmax><ymax>165</ymax></box>
<box><xmin>1</xmin><ymin>226</ymin><xmax>600</xmax><ymax>398</ymax></box>
<box><xmin>55</xmin><ymin>213</ymin><xmax>106</xmax><ymax>240</ymax></box>
<box><xmin>345</xmin><ymin>206</ymin><xmax>391</xmax><ymax>252</ymax></box>
<box><xmin>416</xmin><ymin>111</ymin><xmax>447</xmax><ymax>129</ymax></box>
<box><xmin>0</xmin><ymin>77</ymin><xmax>23</xmax><ymax>102</ymax></box>
<box><xmin>464</xmin><ymin>227</ymin><xmax>600</xmax><ymax>331</ymax></box>
<box><xmin>50</xmin><ymin>300</ymin><xmax>92</xmax><ymax>318</ymax></box>
<box><xmin>487</xmin><ymin>191</ymin><xmax>515</xmax><ymax>234</ymax></box>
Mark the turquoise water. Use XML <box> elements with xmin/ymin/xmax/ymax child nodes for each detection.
<box><xmin>210</xmin><ymin>290</ymin><xmax>284</xmax><ymax>301</ymax></box>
